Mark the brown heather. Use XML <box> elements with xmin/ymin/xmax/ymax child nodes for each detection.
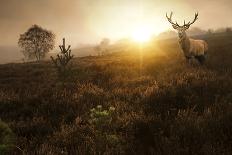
<box><xmin>1</xmin><ymin>32</ymin><xmax>232</xmax><ymax>154</ymax></box>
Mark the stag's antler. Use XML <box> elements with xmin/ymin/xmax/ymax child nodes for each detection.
<box><xmin>166</xmin><ymin>12</ymin><xmax>199</xmax><ymax>29</ymax></box>
<box><xmin>166</xmin><ymin>12</ymin><xmax>180</xmax><ymax>29</ymax></box>
<box><xmin>183</xmin><ymin>13</ymin><xmax>198</xmax><ymax>28</ymax></box>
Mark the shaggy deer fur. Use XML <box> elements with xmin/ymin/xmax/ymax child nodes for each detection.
<box><xmin>166</xmin><ymin>12</ymin><xmax>208</xmax><ymax>64</ymax></box>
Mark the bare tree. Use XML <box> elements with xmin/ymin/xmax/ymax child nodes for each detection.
<box><xmin>18</xmin><ymin>25</ymin><xmax>55</xmax><ymax>61</ymax></box>
<box><xmin>100</xmin><ymin>38</ymin><xmax>110</xmax><ymax>47</ymax></box>
<box><xmin>94</xmin><ymin>38</ymin><xmax>111</xmax><ymax>56</ymax></box>
<box><xmin>94</xmin><ymin>45</ymin><xmax>101</xmax><ymax>56</ymax></box>
<box><xmin>207</xmin><ymin>29</ymin><xmax>214</xmax><ymax>35</ymax></box>
<box><xmin>100</xmin><ymin>38</ymin><xmax>110</xmax><ymax>55</ymax></box>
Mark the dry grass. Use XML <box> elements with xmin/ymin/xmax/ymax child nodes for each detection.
<box><xmin>0</xmin><ymin>32</ymin><xmax>232</xmax><ymax>154</ymax></box>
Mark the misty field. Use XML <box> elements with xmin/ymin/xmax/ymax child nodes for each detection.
<box><xmin>1</xmin><ymin>33</ymin><xmax>232</xmax><ymax>154</ymax></box>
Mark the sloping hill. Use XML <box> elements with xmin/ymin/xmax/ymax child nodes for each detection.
<box><xmin>0</xmin><ymin>33</ymin><xmax>232</xmax><ymax>154</ymax></box>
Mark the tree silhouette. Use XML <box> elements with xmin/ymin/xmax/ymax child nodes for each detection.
<box><xmin>94</xmin><ymin>45</ymin><xmax>101</xmax><ymax>56</ymax></box>
<box><xmin>18</xmin><ymin>25</ymin><xmax>55</xmax><ymax>61</ymax></box>
<box><xmin>94</xmin><ymin>38</ymin><xmax>110</xmax><ymax>56</ymax></box>
<box><xmin>51</xmin><ymin>38</ymin><xmax>74</xmax><ymax>80</ymax></box>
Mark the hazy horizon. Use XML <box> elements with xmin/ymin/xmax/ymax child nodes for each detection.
<box><xmin>1</xmin><ymin>0</ymin><xmax>232</xmax><ymax>47</ymax></box>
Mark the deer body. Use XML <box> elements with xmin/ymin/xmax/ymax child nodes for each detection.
<box><xmin>166</xmin><ymin>12</ymin><xmax>208</xmax><ymax>64</ymax></box>
<box><xmin>179</xmin><ymin>32</ymin><xmax>208</xmax><ymax>58</ymax></box>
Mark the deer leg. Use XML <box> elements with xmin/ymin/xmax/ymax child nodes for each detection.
<box><xmin>204</xmin><ymin>51</ymin><xmax>208</xmax><ymax>59</ymax></box>
<box><xmin>185</xmin><ymin>56</ymin><xmax>191</xmax><ymax>64</ymax></box>
<box><xmin>195</xmin><ymin>55</ymin><xmax>206</xmax><ymax>65</ymax></box>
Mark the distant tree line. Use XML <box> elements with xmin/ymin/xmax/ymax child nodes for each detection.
<box><xmin>18</xmin><ymin>24</ymin><xmax>232</xmax><ymax>61</ymax></box>
<box><xmin>94</xmin><ymin>38</ymin><xmax>110</xmax><ymax>56</ymax></box>
<box><xmin>157</xmin><ymin>26</ymin><xmax>232</xmax><ymax>40</ymax></box>
<box><xmin>18</xmin><ymin>25</ymin><xmax>113</xmax><ymax>61</ymax></box>
<box><xmin>207</xmin><ymin>27</ymin><xmax>232</xmax><ymax>34</ymax></box>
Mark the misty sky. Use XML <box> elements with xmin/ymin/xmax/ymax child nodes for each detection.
<box><xmin>1</xmin><ymin>0</ymin><xmax>232</xmax><ymax>47</ymax></box>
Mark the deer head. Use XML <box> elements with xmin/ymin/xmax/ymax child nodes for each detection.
<box><xmin>166</xmin><ymin>12</ymin><xmax>198</xmax><ymax>39</ymax></box>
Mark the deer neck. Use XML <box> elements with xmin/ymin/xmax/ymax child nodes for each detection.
<box><xmin>179</xmin><ymin>32</ymin><xmax>190</xmax><ymax>55</ymax></box>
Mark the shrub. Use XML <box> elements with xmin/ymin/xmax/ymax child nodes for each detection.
<box><xmin>0</xmin><ymin>120</ymin><xmax>15</xmax><ymax>154</ymax></box>
<box><xmin>89</xmin><ymin>105</ymin><xmax>124</xmax><ymax>154</ymax></box>
<box><xmin>51</xmin><ymin>38</ymin><xmax>74</xmax><ymax>81</ymax></box>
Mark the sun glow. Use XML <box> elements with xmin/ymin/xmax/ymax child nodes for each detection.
<box><xmin>132</xmin><ymin>26</ymin><xmax>153</xmax><ymax>43</ymax></box>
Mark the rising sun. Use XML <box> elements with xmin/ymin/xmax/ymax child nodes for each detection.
<box><xmin>132</xmin><ymin>26</ymin><xmax>153</xmax><ymax>43</ymax></box>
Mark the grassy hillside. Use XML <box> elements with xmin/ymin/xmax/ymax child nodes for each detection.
<box><xmin>0</xmin><ymin>33</ymin><xmax>232</xmax><ymax>154</ymax></box>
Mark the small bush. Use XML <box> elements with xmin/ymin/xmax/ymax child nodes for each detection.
<box><xmin>51</xmin><ymin>38</ymin><xmax>74</xmax><ymax>81</ymax></box>
<box><xmin>89</xmin><ymin>105</ymin><xmax>124</xmax><ymax>154</ymax></box>
<box><xmin>0</xmin><ymin>120</ymin><xmax>15</xmax><ymax>154</ymax></box>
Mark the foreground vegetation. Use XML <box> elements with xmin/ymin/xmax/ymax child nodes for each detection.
<box><xmin>0</xmin><ymin>33</ymin><xmax>232</xmax><ymax>154</ymax></box>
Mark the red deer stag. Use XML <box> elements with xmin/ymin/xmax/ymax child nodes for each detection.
<box><xmin>166</xmin><ymin>12</ymin><xmax>208</xmax><ymax>64</ymax></box>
